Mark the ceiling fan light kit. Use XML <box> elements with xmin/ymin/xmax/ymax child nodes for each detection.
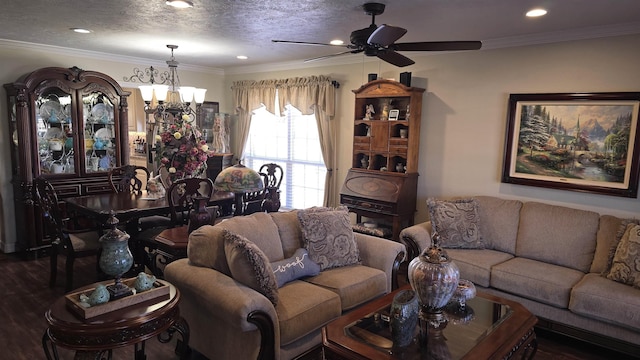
<box><xmin>272</xmin><ymin>2</ymin><xmax>482</xmax><ymax>67</ymax></box>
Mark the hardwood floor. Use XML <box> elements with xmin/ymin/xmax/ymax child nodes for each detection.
<box><xmin>0</xmin><ymin>251</ymin><xmax>637</xmax><ymax>360</ymax></box>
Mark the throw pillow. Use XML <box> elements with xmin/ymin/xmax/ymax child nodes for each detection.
<box><xmin>297</xmin><ymin>207</ymin><xmax>360</xmax><ymax>270</ymax></box>
<box><xmin>223</xmin><ymin>230</ymin><xmax>279</xmax><ymax>305</ymax></box>
<box><xmin>603</xmin><ymin>218</ymin><xmax>640</xmax><ymax>276</ymax></box>
<box><xmin>427</xmin><ymin>198</ymin><xmax>484</xmax><ymax>249</ymax></box>
<box><xmin>270</xmin><ymin>248</ymin><xmax>321</xmax><ymax>288</ymax></box>
<box><xmin>607</xmin><ymin>224</ymin><xmax>640</xmax><ymax>288</ymax></box>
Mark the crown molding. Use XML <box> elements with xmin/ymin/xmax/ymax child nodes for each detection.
<box><xmin>0</xmin><ymin>38</ymin><xmax>225</xmax><ymax>76</ymax></box>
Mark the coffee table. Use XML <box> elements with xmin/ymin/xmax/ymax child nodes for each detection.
<box><xmin>323</xmin><ymin>286</ymin><xmax>537</xmax><ymax>360</ymax></box>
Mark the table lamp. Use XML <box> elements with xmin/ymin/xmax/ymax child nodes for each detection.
<box><xmin>213</xmin><ymin>163</ymin><xmax>264</xmax><ymax>215</ymax></box>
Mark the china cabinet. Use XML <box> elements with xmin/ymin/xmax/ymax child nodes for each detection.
<box><xmin>4</xmin><ymin>66</ymin><xmax>130</xmax><ymax>255</ymax></box>
<box><xmin>340</xmin><ymin>79</ymin><xmax>424</xmax><ymax>241</ymax></box>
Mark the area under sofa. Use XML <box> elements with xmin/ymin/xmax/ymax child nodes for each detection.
<box><xmin>400</xmin><ymin>195</ymin><xmax>640</xmax><ymax>356</ymax></box>
<box><xmin>165</xmin><ymin>209</ymin><xmax>405</xmax><ymax>360</ymax></box>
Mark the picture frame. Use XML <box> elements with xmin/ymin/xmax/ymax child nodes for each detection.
<box><xmin>388</xmin><ymin>109</ymin><xmax>400</xmax><ymax>121</ymax></box>
<box><xmin>197</xmin><ymin>101</ymin><xmax>219</xmax><ymax>143</ymax></box>
<box><xmin>501</xmin><ymin>92</ymin><xmax>640</xmax><ymax>198</ymax></box>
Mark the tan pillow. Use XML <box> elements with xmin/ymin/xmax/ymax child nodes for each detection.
<box><xmin>607</xmin><ymin>224</ymin><xmax>640</xmax><ymax>288</ymax></box>
<box><xmin>223</xmin><ymin>230</ymin><xmax>278</xmax><ymax>305</ymax></box>
<box><xmin>603</xmin><ymin>218</ymin><xmax>640</xmax><ymax>276</ymax></box>
<box><xmin>298</xmin><ymin>207</ymin><xmax>360</xmax><ymax>270</ymax></box>
<box><xmin>427</xmin><ymin>198</ymin><xmax>484</xmax><ymax>249</ymax></box>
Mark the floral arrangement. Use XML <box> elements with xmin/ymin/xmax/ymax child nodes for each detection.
<box><xmin>156</xmin><ymin>114</ymin><xmax>212</xmax><ymax>182</ymax></box>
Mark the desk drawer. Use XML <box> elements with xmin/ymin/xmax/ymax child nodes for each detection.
<box><xmin>83</xmin><ymin>183</ymin><xmax>113</xmax><ymax>194</ymax></box>
<box><xmin>54</xmin><ymin>185</ymin><xmax>81</xmax><ymax>197</ymax></box>
<box><xmin>341</xmin><ymin>196</ymin><xmax>396</xmax><ymax>213</ymax></box>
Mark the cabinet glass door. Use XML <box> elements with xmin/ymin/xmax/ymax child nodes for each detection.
<box><xmin>83</xmin><ymin>92</ymin><xmax>116</xmax><ymax>173</ymax></box>
<box><xmin>36</xmin><ymin>90</ymin><xmax>74</xmax><ymax>175</ymax></box>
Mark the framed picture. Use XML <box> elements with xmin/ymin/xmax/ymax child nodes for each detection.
<box><xmin>197</xmin><ymin>101</ymin><xmax>219</xmax><ymax>143</ymax></box>
<box><xmin>502</xmin><ymin>92</ymin><xmax>640</xmax><ymax>197</ymax></box>
<box><xmin>389</xmin><ymin>109</ymin><xmax>400</xmax><ymax>121</ymax></box>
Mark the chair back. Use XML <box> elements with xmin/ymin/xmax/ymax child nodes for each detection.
<box><xmin>108</xmin><ymin>165</ymin><xmax>150</xmax><ymax>195</ymax></box>
<box><xmin>168</xmin><ymin>177</ymin><xmax>215</xmax><ymax>226</ymax></box>
<box><xmin>33</xmin><ymin>177</ymin><xmax>66</xmax><ymax>244</ymax></box>
<box><xmin>259</xmin><ymin>163</ymin><xmax>284</xmax><ymax>212</ymax></box>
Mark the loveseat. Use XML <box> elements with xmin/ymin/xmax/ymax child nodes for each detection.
<box><xmin>399</xmin><ymin>196</ymin><xmax>640</xmax><ymax>356</ymax></box>
<box><xmin>165</xmin><ymin>209</ymin><xmax>405</xmax><ymax>360</ymax></box>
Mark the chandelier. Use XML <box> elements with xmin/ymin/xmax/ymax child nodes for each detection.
<box><xmin>124</xmin><ymin>44</ymin><xmax>206</xmax><ymax>124</ymax></box>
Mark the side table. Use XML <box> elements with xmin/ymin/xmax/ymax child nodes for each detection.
<box><xmin>42</xmin><ymin>280</ymin><xmax>189</xmax><ymax>360</ymax></box>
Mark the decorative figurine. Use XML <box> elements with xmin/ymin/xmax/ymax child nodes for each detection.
<box><xmin>134</xmin><ymin>272</ymin><xmax>157</xmax><ymax>293</ymax></box>
<box><xmin>147</xmin><ymin>174</ymin><xmax>165</xmax><ymax>198</ymax></box>
<box><xmin>381</xmin><ymin>102</ymin><xmax>389</xmax><ymax>121</ymax></box>
<box><xmin>79</xmin><ymin>284</ymin><xmax>110</xmax><ymax>307</ymax></box>
<box><xmin>364</xmin><ymin>104</ymin><xmax>375</xmax><ymax>120</ymax></box>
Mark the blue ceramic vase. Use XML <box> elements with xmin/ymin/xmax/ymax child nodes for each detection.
<box><xmin>389</xmin><ymin>289</ymin><xmax>419</xmax><ymax>347</ymax></box>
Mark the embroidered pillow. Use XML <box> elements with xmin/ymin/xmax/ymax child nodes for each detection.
<box><xmin>298</xmin><ymin>207</ymin><xmax>360</xmax><ymax>270</ymax></box>
<box><xmin>603</xmin><ymin>218</ymin><xmax>640</xmax><ymax>276</ymax></box>
<box><xmin>270</xmin><ymin>248</ymin><xmax>321</xmax><ymax>288</ymax></box>
<box><xmin>607</xmin><ymin>223</ymin><xmax>640</xmax><ymax>288</ymax></box>
<box><xmin>427</xmin><ymin>198</ymin><xmax>484</xmax><ymax>249</ymax></box>
<box><xmin>223</xmin><ymin>230</ymin><xmax>278</xmax><ymax>305</ymax></box>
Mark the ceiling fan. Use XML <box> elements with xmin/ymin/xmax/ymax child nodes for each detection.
<box><xmin>272</xmin><ymin>2</ymin><xmax>482</xmax><ymax>67</ymax></box>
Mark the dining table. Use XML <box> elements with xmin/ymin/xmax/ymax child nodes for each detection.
<box><xmin>64</xmin><ymin>190</ymin><xmax>235</xmax><ymax>274</ymax></box>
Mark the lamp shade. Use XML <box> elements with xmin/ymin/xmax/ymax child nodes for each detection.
<box><xmin>214</xmin><ymin>164</ymin><xmax>264</xmax><ymax>193</ymax></box>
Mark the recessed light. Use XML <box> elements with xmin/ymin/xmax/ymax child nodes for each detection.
<box><xmin>237</xmin><ymin>55</ymin><xmax>248</xmax><ymax>60</ymax></box>
<box><xmin>166</xmin><ymin>0</ymin><xmax>194</xmax><ymax>9</ymax></box>
<box><xmin>70</xmin><ymin>28</ymin><xmax>92</xmax><ymax>34</ymax></box>
<box><xmin>526</xmin><ymin>8</ymin><xmax>548</xmax><ymax>17</ymax></box>
<box><xmin>330</xmin><ymin>39</ymin><xmax>344</xmax><ymax>46</ymax></box>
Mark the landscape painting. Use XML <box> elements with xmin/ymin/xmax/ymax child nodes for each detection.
<box><xmin>502</xmin><ymin>93</ymin><xmax>640</xmax><ymax>197</ymax></box>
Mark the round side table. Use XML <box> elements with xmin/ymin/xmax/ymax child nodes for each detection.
<box><xmin>42</xmin><ymin>280</ymin><xmax>189</xmax><ymax>360</ymax></box>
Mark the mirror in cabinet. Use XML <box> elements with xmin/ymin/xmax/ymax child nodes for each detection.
<box><xmin>83</xmin><ymin>92</ymin><xmax>116</xmax><ymax>173</ymax></box>
<box><xmin>36</xmin><ymin>91</ymin><xmax>75</xmax><ymax>175</ymax></box>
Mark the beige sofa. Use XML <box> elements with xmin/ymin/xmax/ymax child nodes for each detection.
<box><xmin>165</xmin><ymin>210</ymin><xmax>405</xmax><ymax>360</ymax></box>
<box><xmin>400</xmin><ymin>196</ymin><xmax>640</xmax><ymax>356</ymax></box>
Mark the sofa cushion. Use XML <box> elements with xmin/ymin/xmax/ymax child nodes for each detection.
<box><xmin>304</xmin><ymin>265</ymin><xmax>387</xmax><ymax>311</ymax></box>
<box><xmin>270</xmin><ymin>210</ymin><xmax>304</xmax><ymax>258</ymax></box>
<box><xmin>491</xmin><ymin>257</ymin><xmax>585</xmax><ymax>308</ymax></box>
<box><xmin>570</xmin><ymin>273</ymin><xmax>640</xmax><ymax>331</ymax></box>
<box><xmin>603</xmin><ymin>218</ymin><xmax>640</xmax><ymax>276</ymax></box>
<box><xmin>298</xmin><ymin>207</ymin><xmax>360</xmax><ymax>270</ymax></box>
<box><xmin>516</xmin><ymin>202</ymin><xmax>599</xmax><ymax>272</ymax></box>
<box><xmin>427</xmin><ymin>198</ymin><xmax>484</xmax><ymax>249</ymax></box>
<box><xmin>607</xmin><ymin>223</ymin><xmax>640</xmax><ymax>288</ymax></box>
<box><xmin>447</xmin><ymin>249</ymin><xmax>514</xmax><ymax>287</ymax></box>
<box><xmin>223</xmin><ymin>230</ymin><xmax>279</xmax><ymax>305</ymax></box>
<box><xmin>474</xmin><ymin>196</ymin><xmax>522</xmax><ymax>254</ymax></box>
<box><xmin>217</xmin><ymin>212</ymin><xmax>284</xmax><ymax>262</ymax></box>
<box><xmin>276</xmin><ymin>280</ymin><xmax>342</xmax><ymax>345</ymax></box>
<box><xmin>271</xmin><ymin>248</ymin><xmax>321</xmax><ymax>288</ymax></box>
<box><xmin>590</xmin><ymin>215</ymin><xmax>623</xmax><ymax>274</ymax></box>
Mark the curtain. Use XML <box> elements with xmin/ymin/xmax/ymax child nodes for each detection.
<box><xmin>232</xmin><ymin>75</ymin><xmax>337</xmax><ymax>206</ymax></box>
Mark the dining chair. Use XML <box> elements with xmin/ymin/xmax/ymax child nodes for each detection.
<box><xmin>108</xmin><ymin>165</ymin><xmax>150</xmax><ymax>195</ymax></box>
<box><xmin>259</xmin><ymin>163</ymin><xmax>284</xmax><ymax>212</ymax></box>
<box><xmin>33</xmin><ymin>177</ymin><xmax>102</xmax><ymax>292</ymax></box>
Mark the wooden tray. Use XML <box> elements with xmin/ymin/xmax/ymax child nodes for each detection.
<box><xmin>65</xmin><ymin>277</ymin><xmax>170</xmax><ymax>319</ymax></box>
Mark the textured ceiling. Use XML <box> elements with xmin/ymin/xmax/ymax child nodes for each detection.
<box><xmin>2</xmin><ymin>0</ymin><xmax>640</xmax><ymax>71</ymax></box>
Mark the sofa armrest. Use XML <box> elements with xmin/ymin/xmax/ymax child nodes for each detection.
<box><xmin>354</xmin><ymin>233</ymin><xmax>406</xmax><ymax>292</ymax></box>
<box><xmin>165</xmin><ymin>259</ymin><xmax>280</xmax><ymax>360</ymax></box>
<box><xmin>399</xmin><ymin>222</ymin><xmax>432</xmax><ymax>260</ymax></box>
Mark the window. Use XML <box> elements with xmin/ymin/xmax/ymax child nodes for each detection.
<box><xmin>243</xmin><ymin>105</ymin><xmax>326</xmax><ymax>210</ymax></box>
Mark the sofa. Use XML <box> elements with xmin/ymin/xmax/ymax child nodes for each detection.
<box><xmin>400</xmin><ymin>196</ymin><xmax>640</xmax><ymax>356</ymax></box>
<box><xmin>164</xmin><ymin>209</ymin><xmax>405</xmax><ymax>360</ymax></box>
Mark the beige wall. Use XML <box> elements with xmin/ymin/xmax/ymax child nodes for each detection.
<box><xmin>1</xmin><ymin>34</ymin><xmax>640</xmax><ymax>252</ymax></box>
<box><xmin>225</xmin><ymin>34</ymin><xmax>640</xmax><ymax>225</ymax></box>
<box><xmin>0</xmin><ymin>43</ymin><xmax>225</xmax><ymax>252</ymax></box>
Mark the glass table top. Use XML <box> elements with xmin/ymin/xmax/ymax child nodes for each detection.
<box><xmin>345</xmin><ymin>295</ymin><xmax>513</xmax><ymax>359</ymax></box>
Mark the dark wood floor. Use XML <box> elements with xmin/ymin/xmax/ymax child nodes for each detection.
<box><xmin>0</xmin><ymin>251</ymin><xmax>637</xmax><ymax>360</ymax></box>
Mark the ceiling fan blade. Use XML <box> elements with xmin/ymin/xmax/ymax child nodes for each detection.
<box><xmin>304</xmin><ymin>50</ymin><xmax>362</xmax><ymax>63</ymax></box>
<box><xmin>272</xmin><ymin>40</ymin><xmax>348</xmax><ymax>47</ymax></box>
<box><xmin>394</xmin><ymin>41</ymin><xmax>482</xmax><ymax>51</ymax></box>
<box><xmin>376</xmin><ymin>50</ymin><xmax>415</xmax><ymax>67</ymax></box>
<box><xmin>367</xmin><ymin>24</ymin><xmax>407</xmax><ymax>47</ymax></box>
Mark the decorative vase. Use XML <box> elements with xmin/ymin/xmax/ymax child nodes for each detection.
<box><xmin>408</xmin><ymin>231</ymin><xmax>459</xmax><ymax>319</ymax></box>
<box><xmin>99</xmin><ymin>212</ymin><xmax>133</xmax><ymax>300</ymax></box>
<box><xmin>389</xmin><ymin>289</ymin><xmax>419</xmax><ymax>347</ymax></box>
<box><xmin>188</xmin><ymin>196</ymin><xmax>212</xmax><ymax>233</ymax></box>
